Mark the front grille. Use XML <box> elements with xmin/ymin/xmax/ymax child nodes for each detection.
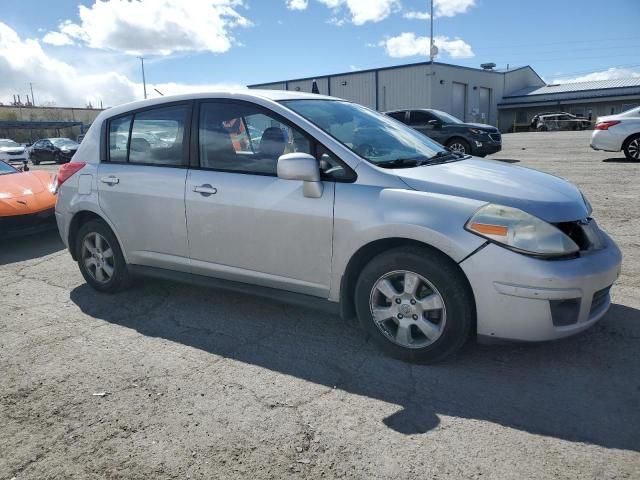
<box><xmin>0</xmin><ymin>209</ymin><xmax>55</xmax><ymax>234</ymax></box>
<box><xmin>489</xmin><ymin>133</ymin><xmax>501</xmax><ymax>143</ymax></box>
<box><xmin>555</xmin><ymin>219</ymin><xmax>604</xmax><ymax>253</ymax></box>
<box><xmin>550</xmin><ymin>298</ymin><xmax>581</xmax><ymax>326</ymax></box>
<box><xmin>590</xmin><ymin>286</ymin><xmax>611</xmax><ymax>316</ymax></box>
<box><xmin>6</xmin><ymin>151</ymin><xmax>24</xmax><ymax>156</ymax></box>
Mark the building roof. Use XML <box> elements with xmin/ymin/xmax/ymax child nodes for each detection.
<box><xmin>499</xmin><ymin>77</ymin><xmax>640</xmax><ymax>106</ymax></box>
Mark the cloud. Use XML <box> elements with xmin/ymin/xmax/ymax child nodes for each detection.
<box><xmin>434</xmin><ymin>0</ymin><xmax>476</xmax><ymax>17</ymax></box>
<box><xmin>42</xmin><ymin>31</ymin><xmax>75</xmax><ymax>46</ymax></box>
<box><xmin>381</xmin><ymin>32</ymin><xmax>474</xmax><ymax>59</ymax></box>
<box><xmin>552</xmin><ymin>67</ymin><xmax>640</xmax><ymax>84</ymax></box>
<box><xmin>286</xmin><ymin>0</ymin><xmax>309</xmax><ymax>10</ymax></box>
<box><xmin>43</xmin><ymin>0</ymin><xmax>251</xmax><ymax>56</ymax></box>
<box><xmin>403</xmin><ymin>11</ymin><xmax>430</xmax><ymax>20</ymax></box>
<box><xmin>319</xmin><ymin>0</ymin><xmax>400</xmax><ymax>25</ymax></box>
<box><xmin>0</xmin><ymin>22</ymin><xmax>244</xmax><ymax>107</ymax></box>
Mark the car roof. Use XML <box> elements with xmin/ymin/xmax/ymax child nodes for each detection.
<box><xmin>101</xmin><ymin>89</ymin><xmax>338</xmax><ymax>119</ymax></box>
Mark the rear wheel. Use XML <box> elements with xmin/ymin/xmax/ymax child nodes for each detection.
<box><xmin>447</xmin><ymin>138</ymin><xmax>471</xmax><ymax>155</ymax></box>
<box><xmin>355</xmin><ymin>247</ymin><xmax>474</xmax><ymax>363</ymax></box>
<box><xmin>54</xmin><ymin>153</ymin><xmax>61</xmax><ymax>164</ymax></box>
<box><xmin>623</xmin><ymin>135</ymin><xmax>640</xmax><ymax>161</ymax></box>
<box><xmin>76</xmin><ymin>219</ymin><xmax>131</xmax><ymax>293</ymax></box>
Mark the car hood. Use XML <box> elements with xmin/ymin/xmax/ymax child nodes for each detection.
<box><xmin>0</xmin><ymin>171</ymin><xmax>55</xmax><ymax>216</ymax></box>
<box><xmin>0</xmin><ymin>146</ymin><xmax>26</xmax><ymax>153</ymax></box>
<box><xmin>395</xmin><ymin>158</ymin><xmax>588</xmax><ymax>223</ymax></box>
<box><xmin>447</xmin><ymin>122</ymin><xmax>498</xmax><ymax>132</ymax></box>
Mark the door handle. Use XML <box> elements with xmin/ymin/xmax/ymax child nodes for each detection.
<box><xmin>100</xmin><ymin>176</ymin><xmax>120</xmax><ymax>185</ymax></box>
<box><xmin>193</xmin><ymin>184</ymin><xmax>217</xmax><ymax>196</ymax></box>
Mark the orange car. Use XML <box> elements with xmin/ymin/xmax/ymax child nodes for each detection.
<box><xmin>0</xmin><ymin>160</ymin><xmax>57</xmax><ymax>239</ymax></box>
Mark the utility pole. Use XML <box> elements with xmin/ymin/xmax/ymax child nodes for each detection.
<box><xmin>138</xmin><ymin>57</ymin><xmax>148</xmax><ymax>100</ymax></box>
<box><xmin>427</xmin><ymin>0</ymin><xmax>435</xmax><ymax>108</ymax></box>
<box><xmin>29</xmin><ymin>82</ymin><xmax>36</xmax><ymax>106</ymax></box>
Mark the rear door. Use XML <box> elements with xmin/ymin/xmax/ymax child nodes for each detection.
<box><xmin>409</xmin><ymin>110</ymin><xmax>447</xmax><ymax>144</ymax></box>
<box><xmin>184</xmin><ymin>100</ymin><xmax>335</xmax><ymax>297</ymax></box>
<box><xmin>97</xmin><ymin>103</ymin><xmax>192</xmax><ymax>272</ymax></box>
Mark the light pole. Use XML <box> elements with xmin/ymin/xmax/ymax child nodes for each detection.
<box><xmin>138</xmin><ymin>57</ymin><xmax>148</xmax><ymax>100</ymax></box>
<box><xmin>427</xmin><ymin>0</ymin><xmax>435</xmax><ymax>108</ymax></box>
<box><xmin>29</xmin><ymin>82</ymin><xmax>36</xmax><ymax>106</ymax></box>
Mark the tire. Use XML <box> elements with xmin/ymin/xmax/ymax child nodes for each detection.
<box><xmin>54</xmin><ymin>153</ymin><xmax>61</xmax><ymax>164</ymax></box>
<box><xmin>446</xmin><ymin>138</ymin><xmax>471</xmax><ymax>155</ymax></box>
<box><xmin>32</xmin><ymin>157</ymin><xmax>39</xmax><ymax>166</ymax></box>
<box><xmin>623</xmin><ymin>134</ymin><xmax>640</xmax><ymax>161</ymax></box>
<box><xmin>75</xmin><ymin>219</ymin><xmax>132</xmax><ymax>293</ymax></box>
<box><xmin>354</xmin><ymin>246</ymin><xmax>474</xmax><ymax>364</ymax></box>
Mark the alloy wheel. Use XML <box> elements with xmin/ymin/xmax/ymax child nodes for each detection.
<box><xmin>449</xmin><ymin>142</ymin><xmax>466</xmax><ymax>154</ymax></box>
<box><xmin>81</xmin><ymin>232</ymin><xmax>115</xmax><ymax>284</ymax></box>
<box><xmin>627</xmin><ymin>138</ymin><xmax>640</xmax><ymax>160</ymax></box>
<box><xmin>369</xmin><ymin>270</ymin><xmax>447</xmax><ymax>349</ymax></box>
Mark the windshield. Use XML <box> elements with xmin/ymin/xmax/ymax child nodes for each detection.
<box><xmin>0</xmin><ymin>160</ymin><xmax>17</xmax><ymax>175</ymax></box>
<box><xmin>52</xmin><ymin>138</ymin><xmax>78</xmax><ymax>147</ymax></box>
<box><xmin>431</xmin><ymin>110</ymin><xmax>464</xmax><ymax>124</ymax></box>
<box><xmin>282</xmin><ymin>100</ymin><xmax>449</xmax><ymax>167</ymax></box>
<box><xmin>0</xmin><ymin>140</ymin><xmax>20</xmax><ymax>148</ymax></box>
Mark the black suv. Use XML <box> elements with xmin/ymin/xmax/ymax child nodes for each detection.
<box><xmin>384</xmin><ymin>109</ymin><xmax>501</xmax><ymax>157</ymax></box>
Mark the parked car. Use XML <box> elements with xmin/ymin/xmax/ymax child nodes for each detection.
<box><xmin>531</xmin><ymin>112</ymin><xmax>591</xmax><ymax>131</ymax></box>
<box><xmin>0</xmin><ymin>138</ymin><xmax>29</xmax><ymax>164</ymax></box>
<box><xmin>30</xmin><ymin>137</ymin><xmax>79</xmax><ymax>165</ymax></box>
<box><xmin>590</xmin><ymin>106</ymin><xmax>640</xmax><ymax>161</ymax></box>
<box><xmin>0</xmin><ymin>159</ymin><xmax>57</xmax><ymax>239</ymax></box>
<box><xmin>55</xmin><ymin>91</ymin><xmax>621</xmax><ymax>363</ymax></box>
<box><xmin>384</xmin><ymin>108</ymin><xmax>501</xmax><ymax>157</ymax></box>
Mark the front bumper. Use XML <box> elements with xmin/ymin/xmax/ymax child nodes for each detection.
<box><xmin>471</xmin><ymin>139</ymin><xmax>501</xmax><ymax>156</ymax></box>
<box><xmin>460</xmin><ymin>232</ymin><xmax>622</xmax><ymax>341</ymax></box>
<box><xmin>590</xmin><ymin>130</ymin><xmax>622</xmax><ymax>152</ymax></box>
<box><xmin>0</xmin><ymin>153</ymin><xmax>28</xmax><ymax>163</ymax></box>
<box><xmin>0</xmin><ymin>208</ymin><xmax>57</xmax><ymax>239</ymax></box>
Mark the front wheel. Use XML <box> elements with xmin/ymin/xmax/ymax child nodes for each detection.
<box><xmin>355</xmin><ymin>247</ymin><xmax>474</xmax><ymax>363</ymax></box>
<box><xmin>623</xmin><ymin>135</ymin><xmax>640</xmax><ymax>161</ymax></box>
<box><xmin>54</xmin><ymin>153</ymin><xmax>61</xmax><ymax>164</ymax></box>
<box><xmin>76</xmin><ymin>219</ymin><xmax>132</xmax><ymax>293</ymax></box>
<box><xmin>447</xmin><ymin>138</ymin><xmax>471</xmax><ymax>155</ymax></box>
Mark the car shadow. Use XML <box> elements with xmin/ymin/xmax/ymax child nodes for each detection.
<box><xmin>603</xmin><ymin>157</ymin><xmax>637</xmax><ymax>163</ymax></box>
<box><xmin>70</xmin><ymin>281</ymin><xmax>640</xmax><ymax>451</ymax></box>
<box><xmin>0</xmin><ymin>230</ymin><xmax>64</xmax><ymax>265</ymax></box>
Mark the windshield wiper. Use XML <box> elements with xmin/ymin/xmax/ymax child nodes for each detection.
<box><xmin>426</xmin><ymin>150</ymin><xmax>468</xmax><ymax>163</ymax></box>
<box><xmin>374</xmin><ymin>157</ymin><xmax>423</xmax><ymax>168</ymax></box>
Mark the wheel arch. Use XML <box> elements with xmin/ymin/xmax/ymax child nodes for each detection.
<box><xmin>67</xmin><ymin>210</ymin><xmax>127</xmax><ymax>262</ymax></box>
<box><xmin>622</xmin><ymin>132</ymin><xmax>640</xmax><ymax>150</ymax></box>
<box><xmin>338</xmin><ymin>237</ymin><xmax>476</xmax><ymax>329</ymax></box>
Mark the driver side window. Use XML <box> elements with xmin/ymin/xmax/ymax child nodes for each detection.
<box><xmin>199</xmin><ymin>102</ymin><xmax>311</xmax><ymax>175</ymax></box>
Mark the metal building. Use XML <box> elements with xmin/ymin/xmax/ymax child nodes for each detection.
<box><xmin>248</xmin><ymin>61</ymin><xmax>545</xmax><ymax>130</ymax></box>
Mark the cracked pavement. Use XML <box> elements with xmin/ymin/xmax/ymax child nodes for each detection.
<box><xmin>1</xmin><ymin>131</ymin><xmax>639</xmax><ymax>479</ymax></box>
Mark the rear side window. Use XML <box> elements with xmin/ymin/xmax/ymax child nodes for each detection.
<box><xmin>387</xmin><ymin>111</ymin><xmax>407</xmax><ymax>123</ymax></box>
<box><xmin>107</xmin><ymin>104</ymin><xmax>189</xmax><ymax>166</ymax></box>
<box><xmin>109</xmin><ymin>115</ymin><xmax>132</xmax><ymax>163</ymax></box>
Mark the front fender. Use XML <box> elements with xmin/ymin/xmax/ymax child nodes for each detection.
<box><xmin>329</xmin><ymin>185</ymin><xmax>487</xmax><ymax>301</ymax></box>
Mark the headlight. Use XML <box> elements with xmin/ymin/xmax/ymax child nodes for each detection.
<box><xmin>61</xmin><ymin>149</ymin><xmax>70</xmax><ymax>153</ymax></box>
<box><xmin>468</xmin><ymin>128</ymin><xmax>485</xmax><ymax>135</ymax></box>
<box><xmin>466</xmin><ymin>204</ymin><xmax>579</xmax><ymax>257</ymax></box>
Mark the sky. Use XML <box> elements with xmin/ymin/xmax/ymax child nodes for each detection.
<box><xmin>0</xmin><ymin>0</ymin><xmax>639</xmax><ymax>107</ymax></box>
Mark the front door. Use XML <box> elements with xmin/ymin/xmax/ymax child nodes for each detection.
<box><xmin>409</xmin><ymin>110</ymin><xmax>447</xmax><ymax>144</ymax></box>
<box><xmin>185</xmin><ymin>100</ymin><xmax>334</xmax><ymax>297</ymax></box>
<box><xmin>97</xmin><ymin>103</ymin><xmax>192</xmax><ymax>271</ymax></box>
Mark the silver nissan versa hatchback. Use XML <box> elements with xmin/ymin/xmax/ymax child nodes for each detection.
<box><xmin>54</xmin><ymin>91</ymin><xmax>622</xmax><ymax>363</ymax></box>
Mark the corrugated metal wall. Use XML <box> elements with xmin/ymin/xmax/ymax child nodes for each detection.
<box><xmin>329</xmin><ymin>72</ymin><xmax>376</xmax><ymax>109</ymax></box>
<box><xmin>377</xmin><ymin>64</ymin><xmax>429</xmax><ymax>111</ymax></box>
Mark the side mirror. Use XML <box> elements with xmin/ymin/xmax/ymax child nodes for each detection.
<box><xmin>277</xmin><ymin>153</ymin><xmax>323</xmax><ymax>198</ymax></box>
<box><xmin>428</xmin><ymin>119</ymin><xmax>441</xmax><ymax>127</ymax></box>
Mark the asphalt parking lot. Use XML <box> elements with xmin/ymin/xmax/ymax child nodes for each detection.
<box><xmin>1</xmin><ymin>130</ymin><xmax>639</xmax><ymax>479</ymax></box>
